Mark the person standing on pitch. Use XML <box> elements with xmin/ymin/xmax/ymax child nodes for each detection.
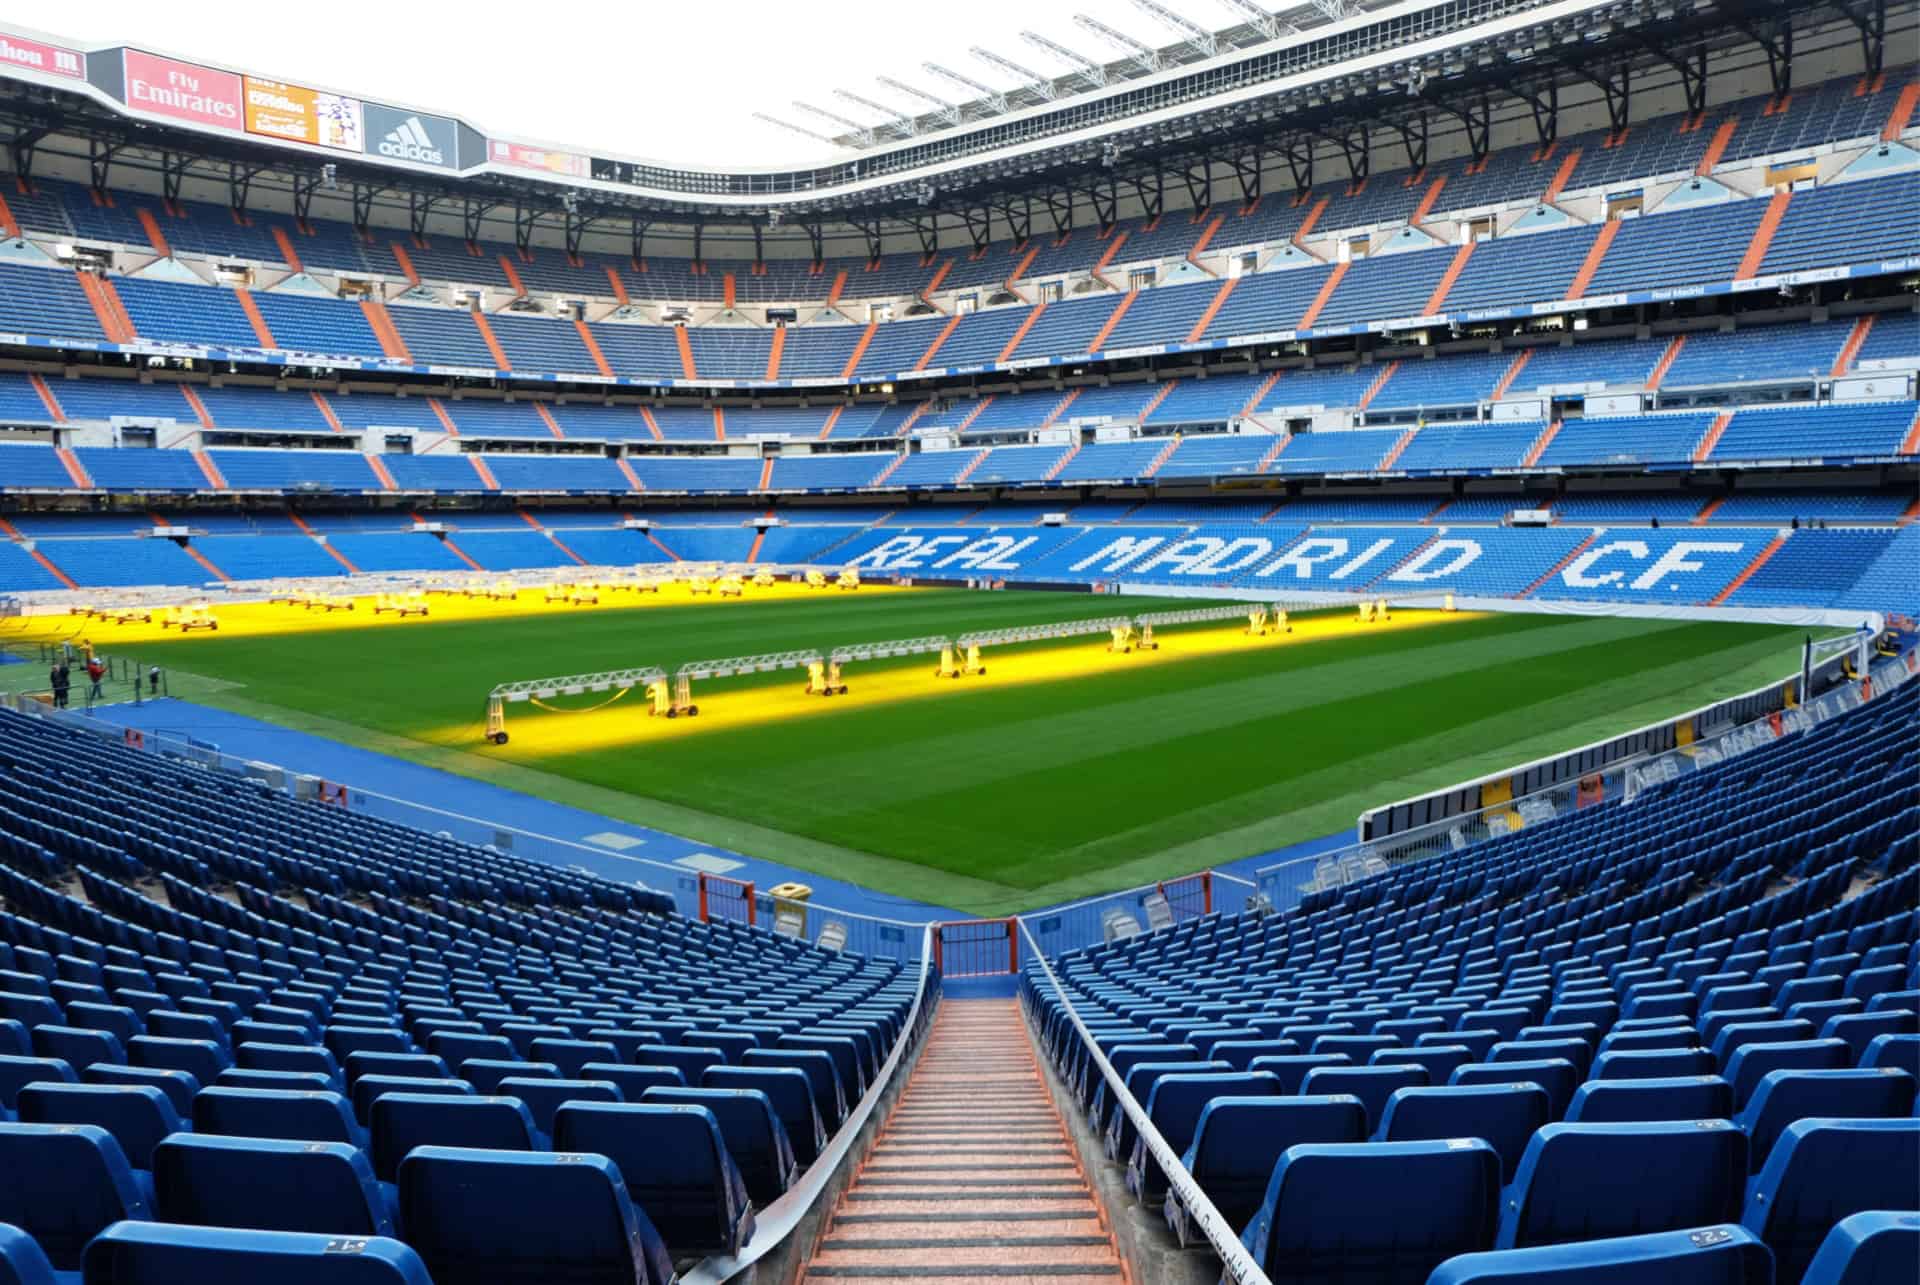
<box><xmin>149</xmin><ymin>665</ymin><xmax>162</xmax><ymax>697</ymax></box>
<box><xmin>48</xmin><ymin>662</ymin><xmax>65</xmax><ymax>709</ymax></box>
<box><xmin>86</xmin><ymin>657</ymin><xmax>105</xmax><ymax>700</ymax></box>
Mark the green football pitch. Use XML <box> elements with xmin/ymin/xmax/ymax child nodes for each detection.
<box><xmin>94</xmin><ymin>591</ymin><xmax>1801</xmax><ymax>914</ymax></box>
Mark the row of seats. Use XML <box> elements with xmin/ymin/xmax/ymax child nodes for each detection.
<box><xmin>1025</xmin><ymin>677</ymin><xmax>1920</xmax><ymax>1283</ymax></box>
<box><xmin>13</xmin><ymin>172</ymin><xmax>1917</xmax><ymax>382</ymax></box>
<box><xmin>26</xmin><ymin>67</ymin><xmax>1914</xmax><ymax>308</ymax></box>
<box><xmin>0</xmin><ymin>703</ymin><xmax>922</xmax><ymax>1279</ymax></box>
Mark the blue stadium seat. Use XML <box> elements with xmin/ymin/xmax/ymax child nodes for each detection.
<box><xmin>551</xmin><ymin>1101</ymin><xmax>754</xmax><ymax>1255</ymax></box>
<box><xmin>1300</xmin><ymin>1063</ymin><xmax>1429</xmax><ymax>1134</ymax></box>
<box><xmin>1238</xmin><ymin>1139</ymin><xmax>1502</xmax><ymax>1281</ymax></box>
<box><xmin>1428</xmin><ymin>1225</ymin><xmax>1773</xmax><ymax>1284</ymax></box>
<box><xmin>1801</xmin><ymin>1211</ymin><xmax>1920</xmax><ymax>1285</ymax></box>
<box><xmin>1375</xmin><ymin>1083</ymin><xmax>1552</xmax><ymax>1181</ymax></box>
<box><xmin>0</xmin><ymin>1222</ymin><xmax>58</xmax><ymax>1285</ymax></box>
<box><xmin>1736</xmin><ymin>1068</ymin><xmax>1917</xmax><ymax>1172</ymax></box>
<box><xmin>1170</xmin><ymin>1094</ymin><xmax>1366</xmax><ymax>1244</ymax></box>
<box><xmin>701</xmin><ymin>1064</ymin><xmax>827</xmax><ymax>1167</ymax></box>
<box><xmin>1742</xmin><ymin>1118</ymin><xmax>1920</xmax><ymax>1285</ymax></box>
<box><xmin>495</xmin><ymin>1076</ymin><xmax>621</xmax><ymax>1136</ymax></box>
<box><xmin>80</xmin><ymin>1221</ymin><xmax>433</xmax><ymax>1284</ymax></box>
<box><xmin>15</xmin><ymin>1081</ymin><xmax>180</xmax><ymax>1170</ymax></box>
<box><xmin>0</xmin><ymin>1122</ymin><xmax>150</xmax><ymax>1269</ymax></box>
<box><xmin>192</xmin><ymin>1087</ymin><xmax>366</xmax><ymax>1147</ymax></box>
<box><xmin>1497</xmin><ymin>1121</ymin><xmax>1748</xmax><ymax>1249</ymax></box>
<box><xmin>368</xmin><ymin>1092</ymin><xmax>541</xmax><ymax>1181</ymax></box>
<box><xmin>397</xmin><ymin>1145</ymin><xmax>674</xmax><ymax>1285</ymax></box>
<box><xmin>1565</xmin><ymin>1077</ymin><xmax>1735</xmax><ymax>1124</ymax></box>
<box><xmin>1127</xmin><ymin>1071</ymin><xmax>1281</xmax><ymax>1203</ymax></box>
<box><xmin>152</xmin><ymin>1133</ymin><xmax>394</xmax><ymax>1236</ymax></box>
<box><xmin>639</xmin><ymin>1086</ymin><xmax>796</xmax><ymax>1205</ymax></box>
<box><xmin>1452</xmin><ymin>1060</ymin><xmax>1581</xmax><ymax>1121</ymax></box>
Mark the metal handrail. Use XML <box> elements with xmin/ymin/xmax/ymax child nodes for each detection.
<box><xmin>1018</xmin><ymin>917</ymin><xmax>1271</xmax><ymax>1284</ymax></box>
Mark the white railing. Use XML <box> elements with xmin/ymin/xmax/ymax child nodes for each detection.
<box><xmin>1018</xmin><ymin>917</ymin><xmax>1271</xmax><ymax>1284</ymax></box>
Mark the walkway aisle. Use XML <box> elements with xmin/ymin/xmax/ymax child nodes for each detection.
<box><xmin>801</xmin><ymin>998</ymin><xmax>1129</xmax><ymax>1282</ymax></box>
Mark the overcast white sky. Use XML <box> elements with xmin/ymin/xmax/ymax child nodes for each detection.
<box><xmin>14</xmin><ymin>0</ymin><xmax>1238</xmax><ymax>167</ymax></box>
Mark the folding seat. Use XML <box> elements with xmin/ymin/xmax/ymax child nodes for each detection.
<box><xmin>1107</xmin><ymin>1060</ymin><xmax>1231</xmax><ymax>1160</ymax></box>
<box><xmin>1823</xmin><ymin>1009</ymin><xmax>1917</xmax><ymax>1063</ymax></box>
<box><xmin>1376</xmin><ymin>1083</ymin><xmax>1551</xmax><ymax>1182</ymax></box>
<box><xmin>83</xmin><ymin>1064</ymin><xmax>197</xmax><ymax>1117</ymax></box>
<box><xmin>1787</xmin><ymin>998</ymin><xmax>1861</xmax><ymax>1029</ymax></box>
<box><xmin>1492</xmin><ymin>1040</ymin><xmax>1593</xmax><ymax>1077</ymax></box>
<box><xmin>324</xmin><ymin>1026</ymin><xmax>413</xmax><ymax>1062</ymax></box>
<box><xmin>147</xmin><ymin>1011</ymin><xmax>229</xmax><ymax>1049</ymax></box>
<box><xmin>1123</xmin><ymin>1071</ymin><xmax>1281</xmax><ymax>1204</ymax></box>
<box><xmin>702</xmin><ymin>1065</ymin><xmax>825</xmax><ymax>1167</ymax></box>
<box><xmin>0</xmin><ymin>1055</ymin><xmax>76</xmax><ymax>1115</ymax></box>
<box><xmin>1737</xmin><ymin>1067</ymin><xmax>1917</xmax><ymax>1172</ymax></box>
<box><xmin>1427</xmin><ymin>1224</ymin><xmax>1773</xmax><ymax>1283</ymax></box>
<box><xmin>1702</xmin><ymin>1008</ymin><xmax>1786</xmax><ymax>1047</ymax></box>
<box><xmin>1713</xmin><ymin>1019</ymin><xmax>1816</xmax><ymax>1067</ymax></box>
<box><xmin>345</xmin><ymin>1051</ymin><xmax>450</xmax><ymax>1087</ymax></box>
<box><xmin>236</xmin><ymin>1041</ymin><xmax>341</xmax><ymax>1087</ymax></box>
<box><xmin>1743</xmin><ymin>1118</ymin><xmax>1920</xmax><ymax>1285</ymax></box>
<box><xmin>350</xmin><ymin>1074</ymin><xmax>473</xmax><ymax>1123</ymax></box>
<box><xmin>153</xmin><ymin>1133</ymin><xmax>394</xmax><ymax>1236</ymax></box>
<box><xmin>1703</xmin><ymin>984</ymin><xmax>1773</xmax><ymax>1018</ymax></box>
<box><xmin>81</xmin><ymin>1221</ymin><xmax>433</xmax><ymax>1284</ymax></box>
<box><xmin>1590</xmin><ymin>1047</ymin><xmax>1717</xmax><ymax>1080</ymax></box>
<box><xmin>1497</xmin><ymin>1120</ymin><xmax>1747</xmax><ymax>1249</ymax></box>
<box><xmin>430</xmin><ymin>1031</ymin><xmax>515</xmax><ymax>1066</ymax></box>
<box><xmin>1801</xmin><ymin>1210</ymin><xmax>1920</xmax><ymax>1285</ymax></box>
<box><xmin>743</xmin><ymin>1048</ymin><xmax>845</xmax><ymax>1129</ymax></box>
<box><xmin>1238</xmin><ymin>1138</ymin><xmax>1502</xmax><ymax>1279</ymax></box>
<box><xmin>0</xmin><ymin>1221</ymin><xmax>58</xmax><ymax>1285</ymax></box>
<box><xmin>1210</xmin><ymin>1039</ymin><xmax>1300</xmax><ymax>1070</ymax></box>
<box><xmin>1093</xmin><ymin>1044</ymin><xmax>1201</xmax><ymax>1126</ymax></box>
<box><xmin>0</xmin><ymin>1122</ymin><xmax>150</xmax><ymax>1269</ymax></box>
<box><xmin>64</xmin><ymin>1003</ymin><xmax>141</xmax><ymax>1046</ymax></box>
<box><xmin>1299</xmin><ymin>1064</ymin><xmax>1429</xmax><ymax>1135</ymax></box>
<box><xmin>779</xmin><ymin>1034</ymin><xmax>862</xmax><ymax>1101</ymax></box>
<box><xmin>371</xmin><ymin>1092</ymin><xmax>542</xmax><ymax>1182</ymax></box>
<box><xmin>1426</xmin><ymin>1029</ymin><xmax>1501</xmax><ymax>1060</ymax></box>
<box><xmin>1596</xmin><ymin>1027</ymin><xmax>1698</xmax><ymax>1056</ymax></box>
<box><xmin>220</xmin><ymin>1065</ymin><xmax>338</xmax><ymax>1090</ymax></box>
<box><xmin>1868</xmin><ymin>990</ymin><xmax>1920</xmax><ymax>1015</ymax></box>
<box><xmin>1726</xmin><ymin>1039</ymin><xmax>1852</xmax><ymax>1110</ymax></box>
<box><xmin>639</xmin><ymin>1043</ymin><xmax>727</xmax><ymax>1086</ymax></box>
<box><xmin>1373</xmin><ymin>1044</ymin><xmax>1476</xmax><ymax>1084</ymax></box>
<box><xmin>1246</xmin><ymin>1053</ymin><xmax>1350</xmax><ymax>1095</ymax></box>
<box><xmin>1452</xmin><ymin>1059</ymin><xmax>1580</xmax><ymax>1121</ymax></box>
<box><xmin>1312</xmin><ymin>1034</ymin><xmax>1400</xmax><ymax>1060</ymax></box>
<box><xmin>529</xmin><ymin>1037</ymin><xmax>619</xmax><ymax>1078</ymax></box>
<box><xmin>1564</xmin><ymin>1075</ymin><xmax>1734</xmax><ymax>1124</ymax></box>
<box><xmin>552</xmin><ymin>1101</ymin><xmax>755</xmax><ymax>1255</ymax></box>
<box><xmin>128</xmin><ymin>1035</ymin><xmax>226</xmax><ymax>1086</ymax></box>
<box><xmin>15</xmin><ymin>1082</ymin><xmax>180</xmax><ymax>1170</ymax></box>
<box><xmin>192</xmin><ymin>1086</ymin><xmax>366</xmax><ymax>1147</ymax></box>
<box><xmin>639</xmin><ymin>1086</ymin><xmax>796</xmax><ymax>1205</ymax></box>
<box><xmin>497</xmin><ymin>1075</ymin><xmax>621</xmax><ymax>1136</ymax></box>
<box><xmin>1860</xmin><ymin>1032</ymin><xmax>1920</xmax><ymax>1075</ymax></box>
<box><xmin>0</xmin><ymin>1022</ymin><xmax>23</xmax><ymax>1060</ymax></box>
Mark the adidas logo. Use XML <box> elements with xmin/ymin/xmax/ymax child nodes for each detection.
<box><xmin>377</xmin><ymin>116</ymin><xmax>446</xmax><ymax>166</ymax></box>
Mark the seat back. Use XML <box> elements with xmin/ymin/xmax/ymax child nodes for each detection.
<box><xmin>1499</xmin><ymin>1120</ymin><xmax>1748</xmax><ymax>1250</ymax></box>
<box><xmin>1727</xmin><ymin>1039</ymin><xmax>1852</xmax><ymax>1110</ymax></box>
<box><xmin>0</xmin><ymin>1122</ymin><xmax>149</xmax><ymax>1269</ymax></box>
<box><xmin>742</xmin><ymin>1049</ymin><xmax>844</xmax><ymax>1128</ymax></box>
<box><xmin>152</xmin><ymin>1134</ymin><xmax>391</xmax><ymax>1236</ymax></box>
<box><xmin>1375</xmin><ymin>1083</ymin><xmax>1552</xmax><ymax>1182</ymax></box>
<box><xmin>1181</xmin><ymin>1095</ymin><xmax>1366</xmax><ymax>1230</ymax></box>
<box><xmin>1428</xmin><ymin>1223</ymin><xmax>1772</xmax><ymax>1283</ymax></box>
<box><xmin>701</xmin><ymin>1065</ymin><xmax>826</xmax><ymax>1165</ymax></box>
<box><xmin>496</xmin><ymin>1076</ymin><xmax>621</xmax><ymax>1135</ymax></box>
<box><xmin>551</xmin><ymin>1101</ymin><xmax>754</xmax><ymax>1257</ymax></box>
<box><xmin>15</xmin><ymin>1081</ymin><xmax>180</xmax><ymax>1169</ymax></box>
<box><xmin>0</xmin><ymin>1221</ymin><xmax>58</xmax><ymax>1285</ymax></box>
<box><xmin>1742</xmin><ymin>1118</ymin><xmax>1920</xmax><ymax>1285</ymax></box>
<box><xmin>1242</xmin><ymin>1139</ymin><xmax>1502</xmax><ymax>1277</ymax></box>
<box><xmin>81</xmin><ymin>1221</ymin><xmax>433</xmax><ymax>1284</ymax></box>
<box><xmin>192</xmin><ymin>1087</ymin><xmax>361</xmax><ymax>1145</ymax></box>
<box><xmin>1801</xmin><ymin>1210</ymin><xmax>1920</xmax><ymax>1285</ymax></box>
<box><xmin>1737</xmin><ymin>1068</ymin><xmax>1917</xmax><ymax>1173</ymax></box>
<box><xmin>1299</xmin><ymin>1064</ymin><xmax>1428</xmax><ymax>1134</ymax></box>
<box><xmin>1565</xmin><ymin>1075</ymin><xmax>1734</xmax><ymax>1124</ymax></box>
<box><xmin>369</xmin><ymin>1092</ymin><xmax>538</xmax><ymax>1182</ymax></box>
<box><xmin>640</xmin><ymin>1086</ymin><xmax>795</xmax><ymax>1204</ymax></box>
<box><xmin>397</xmin><ymin>1146</ymin><xmax>672</xmax><ymax>1285</ymax></box>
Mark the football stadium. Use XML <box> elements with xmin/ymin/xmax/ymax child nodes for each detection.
<box><xmin>0</xmin><ymin>0</ymin><xmax>1912</xmax><ymax>1280</ymax></box>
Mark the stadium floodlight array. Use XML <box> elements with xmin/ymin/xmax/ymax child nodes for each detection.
<box><xmin>953</xmin><ymin>615</ymin><xmax>1135</xmax><ymax>677</ymax></box>
<box><xmin>484</xmin><ymin>665</ymin><xmax>669</xmax><ymax>744</ymax></box>
<box><xmin>1127</xmin><ymin>601</ymin><xmax>1294</xmax><ymax>650</ymax></box>
<box><xmin>822</xmin><ymin>635</ymin><xmax>958</xmax><ymax>694</ymax></box>
<box><xmin>671</xmin><ymin>649</ymin><xmax>826</xmax><ymax>717</ymax></box>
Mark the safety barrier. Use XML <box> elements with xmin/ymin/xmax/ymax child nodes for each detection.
<box><xmin>933</xmin><ymin>917</ymin><xmax>1020</xmax><ymax>977</ymax></box>
<box><xmin>697</xmin><ymin>871</ymin><xmax>756</xmax><ymax>926</ymax></box>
